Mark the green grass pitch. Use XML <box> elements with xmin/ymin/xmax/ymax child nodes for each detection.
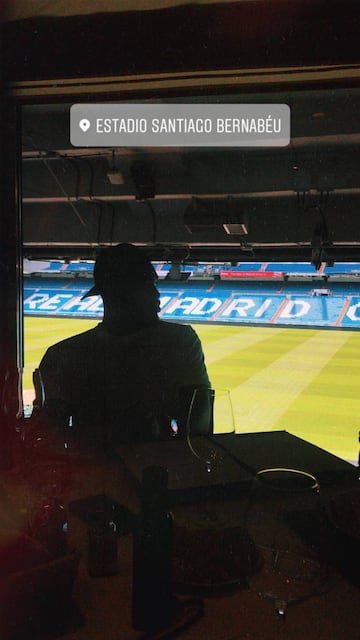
<box><xmin>23</xmin><ymin>316</ymin><xmax>360</xmax><ymax>463</ymax></box>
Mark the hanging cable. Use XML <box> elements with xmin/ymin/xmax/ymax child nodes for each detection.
<box><xmin>81</xmin><ymin>158</ymin><xmax>95</xmax><ymax>200</ymax></box>
<box><xmin>145</xmin><ymin>199</ymin><xmax>158</xmax><ymax>244</ymax></box>
<box><xmin>42</xmin><ymin>158</ymin><xmax>87</xmax><ymax>227</ymax></box>
<box><xmin>106</xmin><ymin>202</ymin><xmax>116</xmax><ymax>245</ymax></box>
<box><xmin>64</xmin><ymin>157</ymin><xmax>81</xmax><ymax>201</ymax></box>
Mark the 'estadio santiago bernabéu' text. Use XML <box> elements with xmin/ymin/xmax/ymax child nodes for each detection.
<box><xmin>95</xmin><ymin>116</ymin><xmax>282</xmax><ymax>135</ymax></box>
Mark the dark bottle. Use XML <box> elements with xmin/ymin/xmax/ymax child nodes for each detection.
<box><xmin>132</xmin><ymin>465</ymin><xmax>174</xmax><ymax>632</ymax></box>
<box><xmin>87</xmin><ymin>502</ymin><xmax>118</xmax><ymax>577</ymax></box>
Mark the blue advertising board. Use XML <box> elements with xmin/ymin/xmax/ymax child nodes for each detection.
<box><xmin>23</xmin><ymin>281</ymin><xmax>360</xmax><ymax>329</ymax></box>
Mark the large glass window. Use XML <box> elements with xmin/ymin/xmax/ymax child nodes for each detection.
<box><xmin>22</xmin><ymin>90</ymin><xmax>360</xmax><ymax>463</ymax></box>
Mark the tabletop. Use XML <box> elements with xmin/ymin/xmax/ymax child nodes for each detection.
<box><xmin>0</xmin><ymin>431</ymin><xmax>359</xmax><ymax>640</ymax></box>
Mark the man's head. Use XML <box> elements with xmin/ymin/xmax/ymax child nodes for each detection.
<box><xmin>83</xmin><ymin>243</ymin><xmax>158</xmax><ymax>298</ymax></box>
<box><xmin>83</xmin><ymin>244</ymin><xmax>160</xmax><ymax>324</ymax></box>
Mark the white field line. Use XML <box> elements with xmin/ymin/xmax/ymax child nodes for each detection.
<box><xmin>230</xmin><ymin>330</ymin><xmax>350</xmax><ymax>431</ymax></box>
<box><xmin>203</xmin><ymin>326</ymin><xmax>286</xmax><ymax>364</ymax></box>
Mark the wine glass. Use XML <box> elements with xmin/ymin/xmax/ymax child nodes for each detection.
<box><xmin>183</xmin><ymin>386</ymin><xmax>235</xmax><ymax>468</ymax></box>
<box><xmin>244</xmin><ymin>468</ymin><xmax>328</xmax><ymax>615</ymax></box>
<box><xmin>184</xmin><ymin>386</ymin><xmax>235</xmax><ymax>524</ymax></box>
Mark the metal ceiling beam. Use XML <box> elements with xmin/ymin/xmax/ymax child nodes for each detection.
<box><xmin>22</xmin><ymin>188</ymin><xmax>360</xmax><ymax>204</ymax></box>
<box><xmin>21</xmin><ymin>132</ymin><xmax>360</xmax><ymax>159</ymax></box>
<box><xmin>8</xmin><ymin>64</ymin><xmax>360</xmax><ymax>99</ymax></box>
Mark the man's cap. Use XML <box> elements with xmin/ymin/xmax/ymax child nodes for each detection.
<box><xmin>82</xmin><ymin>243</ymin><xmax>157</xmax><ymax>298</ymax></box>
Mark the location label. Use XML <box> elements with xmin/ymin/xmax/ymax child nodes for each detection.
<box><xmin>79</xmin><ymin>118</ymin><xmax>91</xmax><ymax>132</ymax></box>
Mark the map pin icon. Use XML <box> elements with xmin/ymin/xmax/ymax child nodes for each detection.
<box><xmin>79</xmin><ymin>118</ymin><xmax>91</xmax><ymax>132</ymax></box>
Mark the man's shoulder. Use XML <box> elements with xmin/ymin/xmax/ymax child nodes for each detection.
<box><xmin>45</xmin><ymin>325</ymin><xmax>102</xmax><ymax>355</ymax></box>
<box><xmin>156</xmin><ymin>320</ymin><xmax>196</xmax><ymax>338</ymax></box>
<box><xmin>153</xmin><ymin>320</ymin><xmax>202</xmax><ymax>350</ymax></box>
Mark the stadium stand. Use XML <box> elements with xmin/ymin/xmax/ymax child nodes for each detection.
<box><xmin>323</xmin><ymin>263</ymin><xmax>360</xmax><ymax>275</ymax></box>
<box><xmin>264</xmin><ymin>262</ymin><xmax>320</xmax><ymax>274</ymax></box>
<box><xmin>23</xmin><ymin>260</ymin><xmax>360</xmax><ymax>329</ymax></box>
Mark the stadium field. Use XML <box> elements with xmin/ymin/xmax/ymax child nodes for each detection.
<box><xmin>23</xmin><ymin>316</ymin><xmax>360</xmax><ymax>464</ymax></box>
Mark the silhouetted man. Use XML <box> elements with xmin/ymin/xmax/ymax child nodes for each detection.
<box><xmin>34</xmin><ymin>244</ymin><xmax>211</xmax><ymax>448</ymax></box>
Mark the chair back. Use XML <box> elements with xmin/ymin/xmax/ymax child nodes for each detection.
<box><xmin>32</xmin><ymin>368</ymin><xmax>45</xmax><ymax>411</ymax></box>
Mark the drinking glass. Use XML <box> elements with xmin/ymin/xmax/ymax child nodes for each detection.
<box><xmin>183</xmin><ymin>387</ymin><xmax>235</xmax><ymax>524</ymax></box>
<box><xmin>184</xmin><ymin>386</ymin><xmax>235</xmax><ymax>472</ymax></box>
<box><xmin>245</xmin><ymin>467</ymin><xmax>327</xmax><ymax>615</ymax></box>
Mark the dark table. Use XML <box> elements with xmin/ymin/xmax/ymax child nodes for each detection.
<box><xmin>1</xmin><ymin>431</ymin><xmax>359</xmax><ymax>639</ymax></box>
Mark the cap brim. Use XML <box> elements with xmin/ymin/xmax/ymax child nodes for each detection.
<box><xmin>81</xmin><ymin>285</ymin><xmax>100</xmax><ymax>300</ymax></box>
